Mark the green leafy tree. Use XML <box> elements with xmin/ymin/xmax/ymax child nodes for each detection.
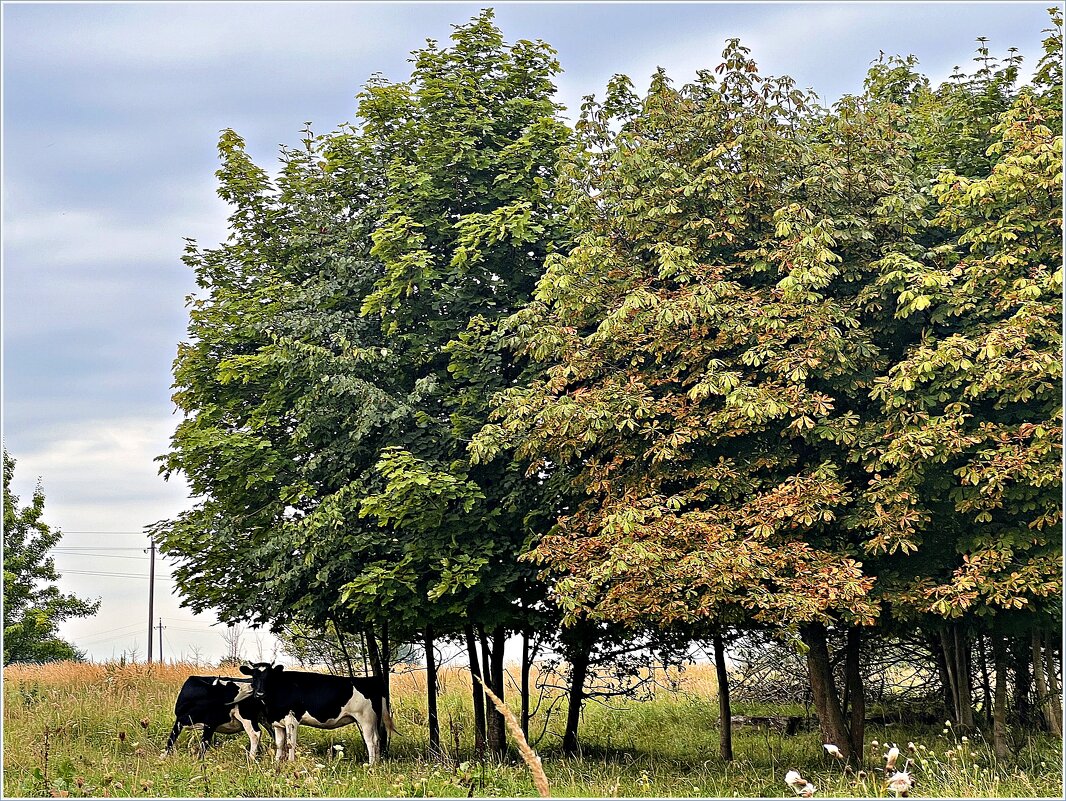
<box><xmin>351</xmin><ymin>10</ymin><xmax>572</xmax><ymax>753</ymax></box>
<box><xmin>860</xmin><ymin>34</ymin><xmax>1063</xmax><ymax>735</ymax></box>
<box><xmin>473</xmin><ymin>44</ymin><xmax>910</xmax><ymax>760</ymax></box>
<box><xmin>157</xmin><ymin>11</ymin><xmax>571</xmax><ymax>756</ymax></box>
<box><xmin>3</xmin><ymin>451</ymin><xmax>100</xmax><ymax>664</ymax></box>
<box><xmin>474</xmin><ymin>25</ymin><xmax>1063</xmax><ymax>758</ymax></box>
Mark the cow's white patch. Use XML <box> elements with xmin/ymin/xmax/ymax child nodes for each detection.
<box><xmin>299</xmin><ymin>687</ymin><xmax>372</xmax><ymax>729</ymax></box>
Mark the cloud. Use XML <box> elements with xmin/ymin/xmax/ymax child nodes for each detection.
<box><xmin>4</xmin><ymin>415</ymin><xmax>189</xmax><ymax>532</ymax></box>
<box><xmin>6</xmin><ymin>3</ymin><xmax>421</xmax><ymax>73</ymax></box>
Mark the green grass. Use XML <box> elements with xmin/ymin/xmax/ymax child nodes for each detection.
<box><xmin>4</xmin><ymin>662</ymin><xmax>1062</xmax><ymax>798</ymax></box>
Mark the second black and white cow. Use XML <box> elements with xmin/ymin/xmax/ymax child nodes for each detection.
<box><xmin>163</xmin><ymin>675</ymin><xmax>264</xmax><ymax>759</ymax></box>
<box><xmin>241</xmin><ymin>663</ymin><xmax>396</xmax><ymax>764</ymax></box>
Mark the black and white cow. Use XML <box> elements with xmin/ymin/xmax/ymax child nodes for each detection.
<box><xmin>163</xmin><ymin>675</ymin><xmax>265</xmax><ymax>759</ymax></box>
<box><xmin>241</xmin><ymin>663</ymin><xmax>396</xmax><ymax>764</ymax></box>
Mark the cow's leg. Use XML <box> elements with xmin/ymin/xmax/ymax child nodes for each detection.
<box><xmin>238</xmin><ymin>716</ymin><xmax>260</xmax><ymax>761</ymax></box>
<box><xmin>272</xmin><ymin>721</ymin><xmax>287</xmax><ymax>763</ymax></box>
<box><xmin>284</xmin><ymin>714</ymin><xmax>299</xmax><ymax>762</ymax></box>
<box><xmin>357</xmin><ymin>713</ymin><xmax>381</xmax><ymax>766</ymax></box>
<box><xmin>200</xmin><ymin>727</ymin><xmax>216</xmax><ymax>757</ymax></box>
<box><xmin>162</xmin><ymin>720</ymin><xmax>183</xmax><ymax>757</ymax></box>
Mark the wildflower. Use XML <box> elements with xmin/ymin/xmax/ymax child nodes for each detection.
<box><xmin>960</xmin><ymin>735</ymin><xmax>969</xmax><ymax>743</ymax></box>
<box><xmin>945</xmin><ymin>720</ymin><xmax>952</xmax><ymax>727</ymax></box>
<box><xmin>140</xmin><ymin>718</ymin><xmax>150</xmax><ymax>729</ymax></box>
<box><xmin>117</xmin><ymin>730</ymin><xmax>126</xmax><ymax>742</ymax></box>
<box><xmin>871</xmin><ymin>740</ymin><xmax>880</xmax><ymax>748</ymax></box>
<box><xmin>333</xmin><ymin>744</ymin><xmax>344</xmax><ymax>752</ymax></box>
<box><xmin>885</xmin><ymin>745</ymin><xmax>900</xmax><ymax>771</ymax></box>
<box><xmin>799</xmin><ymin>782</ymin><xmax>817</xmax><ymax>798</ymax></box>
<box><xmin>886</xmin><ymin>770</ymin><xmax>913</xmax><ymax>796</ymax></box>
<box><xmin>785</xmin><ymin>770</ymin><xmax>806</xmax><ymax>791</ymax></box>
<box><xmin>906</xmin><ymin>742</ymin><xmax>916</xmax><ymax>752</ymax></box>
<box><xmin>823</xmin><ymin>743</ymin><xmax>844</xmax><ymax>759</ymax></box>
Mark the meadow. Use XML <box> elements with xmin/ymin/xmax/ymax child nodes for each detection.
<box><xmin>3</xmin><ymin>661</ymin><xmax>1062</xmax><ymax>798</ymax></box>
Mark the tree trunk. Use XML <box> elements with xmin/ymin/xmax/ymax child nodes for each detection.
<box><xmin>992</xmin><ymin>635</ymin><xmax>1008</xmax><ymax>759</ymax></box>
<box><xmin>931</xmin><ymin>632</ymin><xmax>954</xmax><ymax>716</ymax></box>
<box><xmin>490</xmin><ymin>631</ymin><xmax>507</xmax><ymax>755</ymax></box>
<box><xmin>978</xmin><ymin>634</ymin><xmax>993</xmax><ymax>726</ymax></box>
<box><xmin>1043</xmin><ymin>634</ymin><xmax>1062</xmax><ymax>736</ymax></box>
<box><xmin>425</xmin><ymin>626</ymin><xmax>440</xmax><ymax>756</ymax></box>
<box><xmin>521</xmin><ymin>630</ymin><xmax>531</xmax><ymax>742</ymax></box>
<box><xmin>844</xmin><ymin>627</ymin><xmax>865</xmax><ymax>759</ymax></box>
<box><xmin>365</xmin><ymin>626</ymin><xmax>384</xmax><ymax>680</ymax></box>
<box><xmin>381</xmin><ymin>622</ymin><xmax>391</xmax><ymax>700</ymax></box>
<box><xmin>465</xmin><ymin>624</ymin><xmax>487</xmax><ymax>756</ymax></box>
<box><xmin>562</xmin><ymin>641</ymin><xmax>590</xmax><ymax>757</ymax></box>
<box><xmin>1011</xmin><ymin>635</ymin><xmax>1033</xmax><ymax>728</ymax></box>
<box><xmin>486</xmin><ymin>627</ymin><xmax>505</xmax><ymax>759</ymax></box>
<box><xmin>802</xmin><ymin>623</ymin><xmax>854</xmax><ymax>763</ymax></box>
<box><xmin>1033</xmin><ymin>631</ymin><xmax>1051</xmax><ymax>732</ymax></box>
<box><xmin>941</xmin><ymin>624</ymin><xmax>974</xmax><ymax>729</ymax></box>
<box><xmin>364</xmin><ymin>625</ymin><xmax>389</xmax><ymax>756</ymax></box>
<box><xmin>712</xmin><ymin>634</ymin><xmax>733</xmax><ymax>762</ymax></box>
<box><xmin>955</xmin><ymin>625</ymin><xmax>975</xmax><ymax>729</ymax></box>
<box><xmin>333</xmin><ymin>617</ymin><xmax>354</xmax><ymax>678</ymax></box>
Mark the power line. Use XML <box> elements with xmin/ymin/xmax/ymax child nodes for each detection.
<box><xmin>77</xmin><ymin>622</ymin><xmax>144</xmax><ymax>639</ymax></box>
<box><xmin>62</xmin><ymin>569</ymin><xmax>176</xmax><ymax>581</ymax></box>
<box><xmin>53</xmin><ymin>552</ymin><xmax>152</xmax><ymax>561</ymax></box>
<box><xmin>57</xmin><ymin>531</ymin><xmax>150</xmax><ymax>535</ymax></box>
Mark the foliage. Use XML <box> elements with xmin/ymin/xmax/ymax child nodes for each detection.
<box><xmin>3</xmin><ymin>451</ymin><xmax>99</xmax><ymax>664</ymax></box>
<box><xmin>473</xmin><ymin>26</ymin><xmax>1063</xmax><ymax>641</ymax></box>
<box><xmin>860</xmin><ymin>29</ymin><xmax>1063</xmax><ymax>627</ymax></box>
<box><xmin>471</xmin><ymin>42</ymin><xmax>912</xmax><ymax>632</ymax></box>
<box><xmin>156</xmin><ymin>11</ymin><xmax>570</xmax><ymax>651</ymax></box>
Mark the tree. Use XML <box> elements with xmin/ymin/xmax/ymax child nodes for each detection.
<box><xmin>474</xmin><ymin>24</ymin><xmax>1062</xmax><ymax>759</ymax></box>
<box><xmin>860</xmin><ymin>30</ymin><xmax>1063</xmax><ymax>736</ymax></box>
<box><xmin>3</xmin><ymin>450</ymin><xmax>100</xmax><ymax>664</ymax></box>
<box><xmin>156</xmin><ymin>11</ymin><xmax>571</xmax><ymax>758</ymax></box>
<box><xmin>473</xmin><ymin>44</ymin><xmax>892</xmax><ymax>760</ymax></box>
<box><xmin>352</xmin><ymin>9</ymin><xmax>572</xmax><ymax>756</ymax></box>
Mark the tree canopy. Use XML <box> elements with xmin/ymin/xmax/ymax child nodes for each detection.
<box><xmin>3</xmin><ymin>451</ymin><xmax>100</xmax><ymax>664</ymax></box>
<box><xmin>157</xmin><ymin>7</ymin><xmax>1062</xmax><ymax>760</ymax></box>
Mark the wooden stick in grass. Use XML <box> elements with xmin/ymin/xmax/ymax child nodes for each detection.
<box><xmin>474</xmin><ymin>674</ymin><xmax>550</xmax><ymax>797</ymax></box>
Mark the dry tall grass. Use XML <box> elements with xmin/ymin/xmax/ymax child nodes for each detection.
<box><xmin>6</xmin><ymin>659</ymin><xmax>1059</xmax><ymax>798</ymax></box>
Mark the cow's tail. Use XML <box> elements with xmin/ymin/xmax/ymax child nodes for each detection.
<box><xmin>381</xmin><ymin>702</ymin><xmax>398</xmax><ymax>735</ymax></box>
<box><xmin>162</xmin><ymin>719</ymin><xmax>182</xmax><ymax>757</ymax></box>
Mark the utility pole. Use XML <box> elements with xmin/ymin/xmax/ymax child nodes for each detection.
<box><xmin>147</xmin><ymin>536</ymin><xmax>156</xmax><ymax>664</ymax></box>
<box><xmin>157</xmin><ymin>618</ymin><xmax>165</xmax><ymax>663</ymax></box>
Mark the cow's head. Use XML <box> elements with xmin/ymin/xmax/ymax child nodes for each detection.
<box><xmin>240</xmin><ymin>662</ymin><xmax>284</xmax><ymax>698</ymax></box>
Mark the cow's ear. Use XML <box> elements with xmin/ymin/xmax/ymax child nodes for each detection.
<box><xmin>239</xmin><ymin>665</ymin><xmax>252</xmax><ymax>675</ymax></box>
<box><xmin>273</xmin><ymin>664</ymin><xmax>285</xmax><ymax>673</ymax></box>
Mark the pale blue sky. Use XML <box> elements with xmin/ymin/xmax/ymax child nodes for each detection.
<box><xmin>2</xmin><ymin>1</ymin><xmax>1054</xmax><ymax>662</ymax></box>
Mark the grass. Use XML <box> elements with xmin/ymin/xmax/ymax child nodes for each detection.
<box><xmin>3</xmin><ymin>660</ymin><xmax>1062</xmax><ymax>798</ymax></box>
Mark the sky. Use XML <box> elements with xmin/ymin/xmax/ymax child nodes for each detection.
<box><xmin>1</xmin><ymin>1</ymin><xmax>1055</xmax><ymax>664</ymax></box>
